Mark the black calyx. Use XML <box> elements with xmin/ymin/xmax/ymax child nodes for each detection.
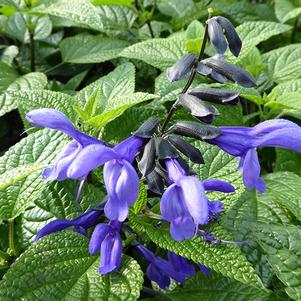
<box><xmin>146</xmin><ymin>166</ymin><xmax>165</xmax><ymax>195</ymax></box>
<box><xmin>188</xmin><ymin>87</ymin><xmax>240</xmax><ymax>105</ymax></box>
<box><xmin>167</xmin><ymin>53</ymin><xmax>197</xmax><ymax>82</ymax></box>
<box><xmin>167</xmin><ymin>135</ymin><xmax>204</xmax><ymax>164</ymax></box>
<box><xmin>179</xmin><ymin>93</ymin><xmax>219</xmax><ymax>123</ymax></box>
<box><xmin>167</xmin><ymin>121</ymin><xmax>221</xmax><ymax>140</ymax></box>
<box><xmin>133</xmin><ymin>118</ymin><xmax>160</xmax><ymax>138</ymax></box>
<box><xmin>155</xmin><ymin>137</ymin><xmax>179</xmax><ymax>160</ymax></box>
<box><xmin>207</xmin><ymin>18</ymin><xmax>228</xmax><ymax>55</ymax></box>
<box><xmin>138</xmin><ymin>138</ymin><xmax>156</xmax><ymax>177</ymax></box>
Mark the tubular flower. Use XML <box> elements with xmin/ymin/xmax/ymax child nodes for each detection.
<box><xmin>26</xmin><ymin>109</ymin><xmax>109</xmax><ymax>183</ymax></box>
<box><xmin>68</xmin><ymin>135</ymin><xmax>144</xmax><ymax>222</ymax></box>
<box><xmin>89</xmin><ymin>220</ymin><xmax>122</xmax><ymax>274</ymax></box>
<box><xmin>206</xmin><ymin>119</ymin><xmax>301</xmax><ymax>193</ymax></box>
<box><xmin>34</xmin><ymin>209</ymin><xmax>102</xmax><ymax>241</ymax></box>
<box><xmin>136</xmin><ymin>245</ymin><xmax>190</xmax><ymax>289</ymax></box>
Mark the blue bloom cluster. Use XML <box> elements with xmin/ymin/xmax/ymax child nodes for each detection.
<box><xmin>25</xmin><ymin>13</ymin><xmax>301</xmax><ymax>289</ymax></box>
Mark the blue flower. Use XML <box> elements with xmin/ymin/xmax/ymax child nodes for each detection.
<box><xmin>34</xmin><ymin>209</ymin><xmax>102</xmax><ymax>241</ymax></box>
<box><xmin>167</xmin><ymin>251</ymin><xmax>196</xmax><ymax>278</ymax></box>
<box><xmin>160</xmin><ymin>159</ymin><xmax>234</xmax><ymax>241</ymax></box>
<box><xmin>136</xmin><ymin>245</ymin><xmax>189</xmax><ymax>289</ymax></box>
<box><xmin>26</xmin><ymin>109</ymin><xmax>110</xmax><ymax>183</ymax></box>
<box><xmin>207</xmin><ymin>119</ymin><xmax>301</xmax><ymax>193</ymax></box>
<box><xmin>89</xmin><ymin>220</ymin><xmax>122</xmax><ymax>274</ymax></box>
<box><xmin>68</xmin><ymin>136</ymin><xmax>144</xmax><ymax>222</ymax></box>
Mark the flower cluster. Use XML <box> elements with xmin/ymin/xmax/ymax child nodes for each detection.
<box><xmin>27</xmin><ymin>13</ymin><xmax>301</xmax><ymax>290</ymax></box>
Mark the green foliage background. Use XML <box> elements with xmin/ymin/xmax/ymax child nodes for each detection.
<box><xmin>0</xmin><ymin>0</ymin><xmax>301</xmax><ymax>300</ymax></box>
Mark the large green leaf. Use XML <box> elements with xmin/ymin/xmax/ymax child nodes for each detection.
<box><xmin>120</xmin><ymin>34</ymin><xmax>186</xmax><ymax>70</ymax></box>
<box><xmin>18</xmin><ymin>181</ymin><xmax>105</xmax><ymax>246</ymax></box>
<box><xmin>230</xmin><ymin>21</ymin><xmax>291</xmax><ymax>62</ymax></box>
<box><xmin>255</xmin><ymin>223</ymin><xmax>301</xmax><ymax>300</ymax></box>
<box><xmin>0</xmin><ymin>129</ymin><xmax>67</xmax><ymax>221</ymax></box>
<box><xmin>269</xmin><ymin>79</ymin><xmax>301</xmax><ymax>99</ymax></box>
<box><xmin>5</xmin><ymin>12</ymin><xmax>29</xmax><ymax>42</ymax></box>
<box><xmin>92</xmin><ymin>0</ymin><xmax>133</xmax><ymax>6</ymax></box>
<box><xmin>34</xmin><ymin>0</ymin><xmax>103</xmax><ymax>31</ymax></box>
<box><xmin>0</xmin><ymin>72</ymin><xmax>47</xmax><ymax>117</ymax></box>
<box><xmin>59</xmin><ymin>33</ymin><xmax>128</xmax><ymax>64</ymax></box>
<box><xmin>33</xmin><ymin>15</ymin><xmax>52</xmax><ymax>40</ymax></box>
<box><xmin>144</xmin><ymin>271</ymin><xmax>270</xmax><ymax>301</ymax></box>
<box><xmin>0</xmin><ymin>61</ymin><xmax>18</xmax><ymax>94</ymax></box>
<box><xmin>11</xmin><ymin>89</ymin><xmax>76</xmax><ymax>122</ymax></box>
<box><xmin>262</xmin><ymin>44</ymin><xmax>301</xmax><ymax>83</ymax></box>
<box><xmin>96</xmin><ymin>5</ymin><xmax>136</xmax><ymax>34</ymax></box>
<box><xmin>260</xmin><ymin>172</ymin><xmax>301</xmax><ymax>222</ymax></box>
<box><xmin>275</xmin><ymin>0</ymin><xmax>301</xmax><ymax>23</ymax></box>
<box><xmin>275</xmin><ymin>148</ymin><xmax>301</xmax><ymax>176</ymax></box>
<box><xmin>0</xmin><ymin>232</ymin><xmax>143</xmax><ymax>300</ymax></box>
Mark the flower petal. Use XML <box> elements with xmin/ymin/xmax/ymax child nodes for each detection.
<box><xmin>167</xmin><ymin>252</ymin><xmax>196</xmax><ymax>277</ymax></box>
<box><xmin>203</xmin><ymin>179</ymin><xmax>235</xmax><ymax>193</ymax></box>
<box><xmin>170</xmin><ymin>216</ymin><xmax>195</xmax><ymax>241</ymax></box>
<box><xmin>89</xmin><ymin>224</ymin><xmax>111</xmax><ymax>255</ymax></box>
<box><xmin>67</xmin><ymin>144</ymin><xmax>117</xmax><ymax>179</ymax></box>
<box><xmin>73</xmin><ymin>209</ymin><xmax>102</xmax><ymax>228</ymax></box>
<box><xmin>34</xmin><ymin>219</ymin><xmax>73</xmax><ymax>241</ymax></box>
<box><xmin>146</xmin><ymin>264</ymin><xmax>171</xmax><ymax>289</ymax></box>
<box><xmin>241</xmin><ymin>148</ymin><xmax>266</xmax><ymax>193</ymax></box>
<box><xmin>99</xmin><ymin>231</ymin><xmax>122</xmax><ymax>274</ymax></box>
<box><xmin>114</xmin><ymin>136</ymin><xmax>144</xmax><ymax>163</ymax></box>
<box><xmin>208</xmin><ymin>18</ymin><xmax>228</xmax><ymax>55</ymax></box>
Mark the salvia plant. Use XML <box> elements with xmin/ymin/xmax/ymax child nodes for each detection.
<box><xmin>1</xmin><ymin>0</ymin><xmax>301</xmax><ymax>300</ymax></box>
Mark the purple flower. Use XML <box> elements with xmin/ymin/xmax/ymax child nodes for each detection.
<box><xmin>68</xmin><ymin>136</ymin><xmax>143</xmax><ymax>222</ymax></box>
<box><xmin>160</xmin><ymin>159</ymin><xmax>209</xmax><ymax>241</ymax></box>
<box><xmin>34</xmin><ymin>209</ymin><xmax>102</xmax><ymax>241</ymax></box>
<box><xmin>89</xmin><ymin>220</ymin><xmax>122</xmax><ymax>274</ymax></box>
<box><xmin>167</xmin><ymin>252</ymin><xmax>196</xmax><ymax>279</ymax></box>
<box><xmin>26</xmin><ymin>109</ymin><xmax>109</xmax><ymax>183</ymax></box>
<box><xmin>198</xmin><ymin>264</ymin><xmax>211</xmax><ymax>276</ymax></box>
<box><xmin>136</xmin><ymin>245</ymin><xmax>189</xmax><ymax>289</ymax></box>
<box><xmin>207</xmin><ymin>119</ymin><xmax>301</xmax><ymax>193</ymax></box>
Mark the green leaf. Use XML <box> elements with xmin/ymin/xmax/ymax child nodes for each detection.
<box><xmin>132</xmin><ymin>182</ymin><xmax>147</xmax><ymax>214</ymax></box>
<box><xmin>230</xmin><ymin>21</ymin><xmax>291</xmax><ymax>62</ymax></box>
<box><xmin>86</xmin><ymin>92</ymin><xmax>156</xmax><ymax>128</ymax></box>
<box><xmin>260</xmin><ymin>172</ymin><xmax>301</xmax><ymax>222</ymax></box>
<box><xmin>5</xmin><ymin>12</ymin><xmax>29</xmax><ymax>42</ymax></box>
<box><xmin>275</xmin><ymin>0</ymin><xmax>301</xmax><ymax>23</ymax></box>
<box><xmin>92</xmin><ymin>0</ymin><xmax>133</xmax><ymax>6</ymax></box>
<box><xmin>262</xmin><ymin>44</ymin><xmax>301</xmax><ymax>83</ymax></box>
<box><xmin>269</xmin><ymin>79</ymin><xmax>301</xmax><ymax>99</ymax></box>
<box><xmin>59</xmin><ymin>33</ymin><xmax>128</xmax><ymax>64</ymax></box>
<box><xmin>0</xmin><ymin>129</ymin><xmax>67</xmax><ymax>220</ymax></box>
<box><xmin>75</xmin><ymin>63</ymin><xmax>136</xmax><ymax>107</ymax></box>
<box><xmin>275</xmin><ymin>148</ymin><xmax>301</xmax><ymax>176</ymax></box>
<box><xmin>0</xmin><ymin>61</ymin><xmax>18</xmax><ymax>94</ymax></box>
<box><xmin>34</xmin><ymin>0</ymin><xmax>103</xmax><ymax>31</ymax></box>
<box><xmin>120</xmin><ymin>34</ymin><xmax>186</xmax><ymax>70</ymax></box>
<box><xmin>267</xmin><ymin>92</ymin><xmax>301</xmax><ymax>111</ymax></box>
<box><xmin>0</xmin><ymin>72</ymin><xmax>47</xmax><ymax>117</ymax></box>
<box><xmin>0</xmin><ymin>232</ymin><xmax>143</xmax><ymax>300</ymax></box>
<box><xmin>33</xmin><ymin>15</ymin><xmax>52</xmax><ymax>40</ymax></box>
<box><xmin>19</xmin><ymin>181</ymin><xmax>105</xmax><ymax>245</ymax></box>
<box><xmin>255</xmin><ymin>223</ymin><xmax>301</xmax><ymax>300</ymax></box>
<box><xmin>96</xmin><ymin>5</ymin><xmax>136</xmax><ymax>35</ymax></box>
<box><xmin>62</xmin><ymin>70</ymin><xmax>88</xmax><ymax>92</ymax></box>
<box><xmin>185</xmin><ymin>20</ymin><xmax>205</xmax><ymax>54</ymax></box>
<box><xmin>11</xmin><ymin>89</ymin><xmax>76</xmax><ymax>122</ymax></box>
<box><xmin>157</xmin><ymin>0</ymin><xmax>194</xmax><ymax>19</ymax></box>
<box><xmin>145</xmin><ymin>271</ymin><xmax>270</xmax><ymax>301</ymax></box>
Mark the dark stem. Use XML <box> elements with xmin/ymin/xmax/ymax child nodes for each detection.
<box><xmin>146</xmin><ymin>20</ymin><xmax>155</xmax><ymax>38</ymax></box>
<box><xmin>160</xmin><ymin>12</ymin><xmax>211</xmax><ymax>135</ymax></box>
<box><xmin>44</xmin><ymin>62</ymin><xmax>64</xmax><ymax>75</ymax></box>
<box><xmin>29</xmin><ymin>31</ymin><xmax>35</xmax><ymax>72</ymax></box>
<box><xmin>142</xmin><ymin>286</ymin><xmax>164</xmax><ymax>297</ymax></box>
<box><xmin>291</xmin><ymin>17</ymin><xmax>299</xmax><ymax>43</ymax></box>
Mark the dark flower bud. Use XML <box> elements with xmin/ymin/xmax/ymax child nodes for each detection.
<box><xmin>197</xmin><ymin>62</ymin><xmax>227</xmax><ymax>84</ymax></box>
<box><xmin>133</xmin><ymin>118</ymin><xmax>160</xmax><ymax>138</ymax></box>
<box><xmin>179</xmin><ymin>94</ymin><xmax>219</xmax><ymax>123</ymax></box>
<box><xmin>167</xmin><ymin>53</ymin><xmax>197</xmax><ymax>82</ymax></box>
<box><xmin>176</xmin><ymin>156</ymin><xmax>197</xmax><ymax>176</ymax></box>
<box><xmin>167</xmin><ymin>121</ymin><xmax>221</xmax><ymax>140</ymax></box>
<box><xmin>146</xmin><ymin>168</ymin><xmax>165</xmax><ymax>195</ymax></box>
<box><xmin>167</xmin><ymin>135</ymin><xmax>204</xmax><ymax>164</ymax></box>
<box><xmin>138</xmin><ymin>138</ymin><xmax>156</xmax><ymax>177</ymax></box>
<box><xmin>188</xmin><ymin>87</ymin><xmax>240</xmax><ymax>105</ymax></box>
<box><xmin>207</xmin><ymin>18</ymin><xmax>228</xmax><ymax>55</ymax></box>
<box><xmin>201</xmin><ymin>57</ymin><xmax>256</xmax><ymax>88</ymax></box>
<box><xmin>155</xmin><ymin>138</ymin><xmax>179</xmax><ymax>159</ymax></box>
<box><xmin>216</xmin><ymin>16</ymin><xmax>242</xmax><ymax>57</ymax></box>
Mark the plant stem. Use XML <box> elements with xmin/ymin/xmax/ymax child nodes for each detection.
<box><xmin>8</xmin><ymin>220</ymin><xmax>16</xmax><ymax>257</ymax></box>
<box><xmin>29</xmin><ymin>31</ymin><xmax>35</xmax><ymax>72</ymax></box>
<box><xmin>146</xmin><ymin>20</ymin><xmax>155</xmax><ymax>38</ymax></box>
<box><xmin>160</xmin><ymin>11</ymin><xmax>211</xmax><ymax>135</ymax></box>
